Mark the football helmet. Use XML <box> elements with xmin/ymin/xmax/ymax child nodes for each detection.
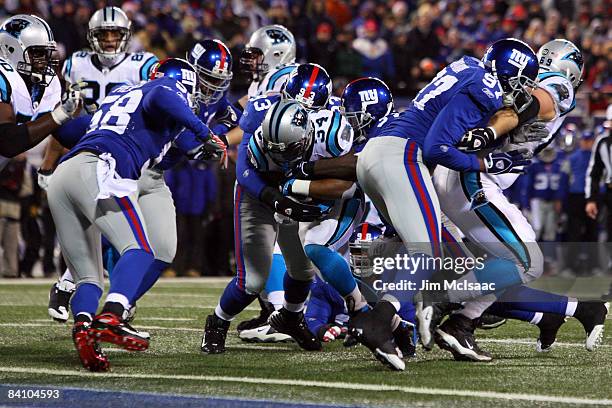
<box><xmin>537</xmin><ymin>39</ymin><xmax>584</xmax><ymax>89</ymax></box>
<box><xmin>283</xmin><ymin>63</ymin><xmax>332</xmax><ymax>110</ymax></box>
<box><xmin>88</xmin><ymin>7</ymin><xmax>132</xmax><ymax>65</ymax></box>
<box><xmin>240</xmin><ymin>25</ymin><xmax>296</xmax><ymax>82</ymax></box>
<box><xmin>340</xmin><ymin>77</ymin><xmax>393</xmax><ymax>143</ymax></box>
<box><xmin>261</xmin><ymin>99</ymin><xmax>313</xmax><ymax>165</ymax></box>
<box><xmin>187</xmin><ymin>39</ymin><xmax>233</xmax><ymax>105</ymax></box>
<box><xmin>349</xmin><ymin>223</ymin><xmax>384</xmax><ymax>278</ymax></box>
<box><xmin>482</xmin><ymin>38</ymin><xmax>539</xmax><ymax>114</ymax></box>
<box><xmin>0</xmin><ymin>14</ymin><xmax>58</xmax><ymax>86</ymax></box>
<box><xmin>150</xmin><ymin>58</ymin><xmax>199</xmax><ymax>111</ymax></box>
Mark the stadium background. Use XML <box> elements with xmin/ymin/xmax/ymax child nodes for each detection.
<box><xmin>0</xmin><ymin>0</ymin><xmax>610</xmax><ymax>279</ymax></box>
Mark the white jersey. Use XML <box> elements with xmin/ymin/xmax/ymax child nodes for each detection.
<box><xmin>486</xmin><ymin>73</ymin><xmax>575</xmax><ymax>190</ymax></box>
<box><xmin>62</xmin><ymin>50</ymin><xmax>158</xmax><ymax>107</ymax></box>
<box><xmin>0</xmin><ymin>58</ymin><xmax>62</xmax><ymax>170</ymax></box>
<box><xmin>248</xmin><ymin>108</ymin><xmax>353</xmax><ymax>172</ymax></box>
<box><xmin>247</xmin><ymin>63</ymin><xmax>298</xmax><ymax>98</ymax></box>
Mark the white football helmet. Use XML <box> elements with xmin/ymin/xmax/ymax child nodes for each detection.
<box><xmin>240</xmin><ymin>25</ymin><xmax>296</xmax><ymax>81</ymax></box>
<box><xmin>537</xmin><ymin>39</ymin><xmax>584</xmax><ymax>89</ymax></box>
<box><xmin>261</xmin><ymin>99</ymin><xmax>313</xmax><ymax>165</ymax></box>
<box><xmin>0</xmin><ymin>14</ymin><xmax>58</xmax><ymax>86</ymax></box>
<box><xmin>88</xmin><ymin>6</ymin><xmax>132</xmax><ymax>65</ymax></box>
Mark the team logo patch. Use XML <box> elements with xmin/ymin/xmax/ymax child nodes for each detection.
<box><xmin>508</xmin><ymin>49</ymin><xmax>529</xmax><ymax>70</ymax></box>
<box><xmin>550</xmin><ymin>83</ymin><xmax>570</xmax><ymax>101</ymax></box>
<box><xmin>2</xmin><ymin>18</ymin><xmax>30</xmax><ymax>39</ymax></box>
<box><xmin>358</xmin><ymin>89</ymin><xmax>378</xmax><ymax>110</ymax></box>
<box><xmin>266</xmin><ymin>29</ymin><xmax>291</xmax><ymax>45</ymax></box>
<box><xmin>291</xmin><ymin>109</ymin><xmax>307</xmax><ymax>128</ymax></box>
<box><xmin>482</xmin><ymin>87</ymin><xmax>495</xmax><ymax>99</ymax></box>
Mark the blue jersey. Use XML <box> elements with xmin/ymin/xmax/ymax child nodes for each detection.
<box><xmin>62</xmin><ymin>77</ymin><xmax>210</xmax><ymax>179</ymax></box>
<box><xmin>371</xmin><ymin>56</ymin><xmax>504</xmax><ymax>171</ymax></box>
<box><xmin>565</xmin><ymin>149</ymin><xmax>591</xmax><ymax>194</ymax></box>
<box><xmin>526</xmin><ymin>159</ymin><xmax>566</xmax><ymax>201</ymax></box>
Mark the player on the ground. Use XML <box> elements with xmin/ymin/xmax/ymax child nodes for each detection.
<box><xmin>0</xmin><ymin>15</ymin><xmax>82</xmax><ymax>167</ymax></box>
<box><xmin>47</xmin><ymin>58</ymin><xmax>225</xmax><ymax>372</ymax></box>
<box><xmin>432</xmin><ymin>39</ymin><xmax>608</xmax><ymax>359</ymax></box>
<box><xmin>46</xmin><ymin>6</ymin><xmax>159</xmax><ymax>322</ymax></box>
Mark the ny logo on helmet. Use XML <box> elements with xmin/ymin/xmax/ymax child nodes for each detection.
<box><xmin>190</xmin><ymin>43</ymin><xmax>206</xmax><ymax>61</ymax></box>
<box><xmin>508</xmin><ymin>49</ymin><xmax>529</xmax><ymax>70</ymax></box>
<box><xmin>358</xmin><ymin>89</ymin><xmax>379</xmax><ymax>109</ymax></box>
<box><xmin>3</xmin><ymin>18</ymin><xmax>30</xmax><ymax>39</ymax></box>
<box><xmin>266</xmin><ymin>29</ymin><xmax>290</xmax><ymax>45</ymax></box>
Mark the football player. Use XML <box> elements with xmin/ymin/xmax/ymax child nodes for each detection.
<box><xmin>0</xmin><ymin>15</ymin><xmax>82</xmax><ymax>166</ymax></box>
<box><xmin>47</xmin><ymin>58</ymin><xmax>225</xmax><ymax>372</ymax></box>
<box><xmin>432</xmin><ymin>39</ymin><xmax>609</xmax><ymax>358</ymax></box>
<box><xmin>45</xmin><ymin>6</ymin><xmax>159</xmax><ymax>323</ymax></box>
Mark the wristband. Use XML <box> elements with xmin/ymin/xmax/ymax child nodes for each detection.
<box><xmin>51</xmin><ymin>107</ymin><xmax>70</xmax><ymax>125</ymax></box>
<box><xmin>291</xmin><ymin>179</ymin><xmax>311</xmax><ymax>196</ymax></box>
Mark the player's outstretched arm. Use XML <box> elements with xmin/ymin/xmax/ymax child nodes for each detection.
<box><xmin>283</xmin><ymin>178</ymin><xmax>356</xmax><ymax>201</ymax></box>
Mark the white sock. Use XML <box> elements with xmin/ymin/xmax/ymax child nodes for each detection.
<box><xmin>266</xmin><ymin>291</ymin><xmax>284</xmax><ymax>311</ymax></box>
<box><xmin>346</xmin><ymin>286</ymin><xmax>368</xmax><ymax>312</ymax></box>
<box><xmin>529</xmin><ymin>312</ymin><xmax>543</xmax><ymax>325</ymax></box>
<box><xmin>565</xmin><ymin>299</ymin><xmax>578</xmax><ymax>317</ymax></box>
<box><xmin>105</xmin><ymin>293</ymin><xmax>130</xmax><ymax>310</ymax></box>
<box><xmin>214</xmin><ymin>304</ymin><xmax>234</xmax><ymax>321</ymax></box>
<box><xmin>60</xmin><ymin>269</ymin><xmax>74</xmax><ymax>283</ymax></box>
<box><xmin>283</xmin><ymin>301</ymin><xmax>305</xmax><ymax>313</ymax></box>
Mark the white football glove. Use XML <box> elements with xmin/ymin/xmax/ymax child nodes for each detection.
<box><xmin>37</xmin><ymin>169</ymin><xmax>53</xmax><ymax>191</ymax></box>
<box><xmin>51</xmin><ymin>81</ymin><xmax>84</xmax><ymax>125</ymax></box>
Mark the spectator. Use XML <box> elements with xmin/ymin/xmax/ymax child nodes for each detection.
<box><xmin>333</xmin><ymin>28</ymin><xmax>362</xmax><ymax>80</ymax></box>
<box><xmin>215</xmin><ymin>6</ymin><xmax>242</xmax><ymax>43</ymax></box>
<box><xmin>233</xmin><ymin>0</ymin><xmax>268</xmax><ymax>38</ymax></box>
<box><xmin>309</xmin><ymin>23</ymin><xmax>338</xmax><ymax>71</ymax></box>
<box><xmin>562</xmin><ymin>130</ymin><xmax>599</xmax><ymax>273</ymax></box>
<box><xmin>166</xmin><ymin>160</ymin><xmax>217</xmax><ymax>277</ymax></box>
<box><xmin>352</xmin><ymin>19</ymin><xmax>395</xmax><ymax>81</ymax></box>
<box><xmin>406</xmin><ymin>7</ymin><xmax>442</xmax><ymax>62</ymax></box>
<box><xmin>0</xmin><ymin>155</ymin><xmax>26</xmax><ymax>278</ymax></box>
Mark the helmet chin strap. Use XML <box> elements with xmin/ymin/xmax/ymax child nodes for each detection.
<box><xmin>98</xmin><ymin>52</ymin><xmax>124</xmax><ymax>67</ymax></box>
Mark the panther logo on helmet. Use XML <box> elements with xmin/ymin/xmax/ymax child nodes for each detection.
<box><xmin>291</xmin><ymin>109</ymin><xmax>307</xmax><ymax>128</ymax></box>
<box><xmin>266</xmin><ymin>29</ymin><xmax>291</xmax><ymax>44</ymax></box>
<box><xmin>3</xmin><ymin>18</ymin><xmax>30</xmax><ymax>39</ymax></box>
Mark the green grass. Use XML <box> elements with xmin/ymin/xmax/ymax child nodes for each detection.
<box><xmin>0</xmin><ymin>279</ymin><xmax>610</xmax><ymax>407</ymax></box>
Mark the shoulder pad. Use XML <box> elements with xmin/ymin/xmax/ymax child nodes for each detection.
<box><xmin>468</xmin><ymin>68</ymin><xmax>504</xmax><ymax>113</ymax></box>
<box><xmin>0</xmin><ymin>59</ymin><xmax>14</xmax><ymax>103</ymax></box>
<box><xmin>324</xmin><ymin>110</ymin><xmax>353</xmax><ymax>157</ymax></box>
<box><xmin>265</xmin><ymin>64</ymin><xmax>297</xmax><ymax>92</ymax></box>
<box><xmin>247</xmin><ymin>130</ymin><xmax>269</xmax><ymax>171</ymax></box>
<box><xmin>538</xmin><ymin>73</ymin><xmax>574</xmax><ymax>116</ymax></box>
<box><xmin>132</xmin><ymin>52</ymin><xmax>159</xmax><ymax>81</ymax></box>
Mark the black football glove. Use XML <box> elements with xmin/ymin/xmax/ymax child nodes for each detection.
<box><xmin>286</xmin><ymin>161</ymin><xmax>315</xmax><ymax>180</ymax></box>
<box><xmin>260</xmin><ymin>186</ymin><xmax>322</xmax><ymax>222</ymax></box>
<box><xmin>483</xmin><ymin>149</ymin><xmax>533</xmax><ymax>175</ymax></box>
<box><xmin>457</xmin><ymin>127</ymin><xmax>497</xmax><ymax>152</ymax></box>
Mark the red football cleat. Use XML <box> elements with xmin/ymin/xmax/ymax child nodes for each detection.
<box><xmin>88</xmin><ymin>312</ymin><xmax>149</xmax><ymax>351</ymax></box>
<box><xmin>72</xmin><ymin>321</ymin><xmax>110</xmax><ymax>372</ymax></box>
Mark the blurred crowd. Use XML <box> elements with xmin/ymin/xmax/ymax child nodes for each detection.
<box><xmin>0</xmin><ymin>0</ymin><xmax>610</xmax><ymax>278</ymax></box>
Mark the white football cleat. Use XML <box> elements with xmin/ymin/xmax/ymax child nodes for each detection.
<box><xmin>239</xmin><ymin>324</ymin><xmax>293</xmax><ymax>343</ymax></box>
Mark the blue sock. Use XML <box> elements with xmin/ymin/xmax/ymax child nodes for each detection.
<box><xmin>497</xmin><ymin>285</ymin><xmax>568</xmax><ymax>315</ymax></box>
<box><xmin>132</xmin><ymin>259</ymin><xmax>168</xmax><ymax>303</ymax></box>
<box><xmin>107</xmin><ymin>249</ymin><xmax>154</xmax><ymax>307</ymax></box>
<box><xmin>398</xmin><ymin>301</ymin><xmax>416</xmax><ymax>325</ymax></box>
<box><xmin>487</xmin><ymin>302</ymin><xmax>536</xmax><ymax>322</ymax></box>
<box><xmin>71</xmin><ymin>283</ymin><xmax>103</xmax><ymax>318</ymax></box>
<box><xmin>304</xmin><ymin>285</ymin><xmax>333</xmax><ymax>336</ymax></box>
<box><xmin>473</xmin><ymin>258</ymin><xmax>523</xmax><ymax>292</ymax></box>
<box><xmin>218</xmin><ymin>277</ymin><xmax>258</xmax><ymax>318</ymax></box>
<box><xmin>264</xmin><ymin>254</ymin><xmax>286</xmax><ymax>294</ymax></box>
<box><xmin>283</xmin><ymin>273</ymin><xmax>312</xmax><ymax>307</ymax></box>
<box><xmin>305</xmin><ymin>244</ymin><xmax>356</xmax><ymax>296</ymax></box>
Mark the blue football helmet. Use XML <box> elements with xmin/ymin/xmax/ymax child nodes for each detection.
<box><xmin>150</xmin><ymin>58</ymin><xmax>199</xmax><ymax>111</ymax></box>
<box><xmin>282</xmin><ymin>63</ymin><xmax>332</xmax><ymax>110</ymax></box>
<box><xmin>187</xmin><ymin>39</ymin><xmax>233</xmax><ymax>104</ymax></box>
<box><xmin>340</xmin><ymin>77</ymin><xmax>393</xmax><ymax>143</ymax></box>
<box><xmin>349</xmin><ymin>223</ymin><xmax>384</xmax><ymax>278</ymax></box>
<box><xmin>482</xmin><ymin>38</ymin><xmax>539</xmax><ymax>114</ymax></box>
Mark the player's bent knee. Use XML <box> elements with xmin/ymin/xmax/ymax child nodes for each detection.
<box><xmin>521</xmin><ymin>245</ymin><xmax>544</xmax><ymax>283</ymax></box>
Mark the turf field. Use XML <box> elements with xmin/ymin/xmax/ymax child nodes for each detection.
<box><xmin>0</xmin><ymin>278</ymin><xmax>610</xmax><ymax>408</ymax></box>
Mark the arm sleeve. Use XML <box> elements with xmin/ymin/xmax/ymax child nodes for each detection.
<box><xmin>585</xmin><ymin>136</ymin><xmax>606</xmax><ymax>200</ymax></box>
<box><xmin>53</xmin><ymin>114</ymin><xmax>92</xmax><ymax>149</ymax></box>
<box><xmin>142</xmin><ymin>81</ymin><xmax>210</xmax><ymax>140</ymax></box>
<box><xmin>422</xmin><ymin>92</ymin><xmax>485</xmax><ymax>171</ymax></box>
<box><xmin>236</xmin><ymin>132</ymin><xmax>270</xmax><ymax>198</ymax></box>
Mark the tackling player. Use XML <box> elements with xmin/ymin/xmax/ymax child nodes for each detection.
<box><xmin>47</xmin><ymin>58</ymin><xmax>225</xmax><ymax>372</ymax></box>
